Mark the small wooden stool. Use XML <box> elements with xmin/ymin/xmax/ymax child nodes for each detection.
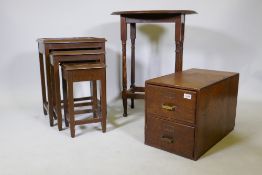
<box><xmin>62</xmin><ymin>63</ymin><xmax>107</xmax><ymax>138</ymax></box>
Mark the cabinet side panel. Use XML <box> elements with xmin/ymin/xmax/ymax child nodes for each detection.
<box><xmin>195</xmin><ymin>74</ymin><xmax>239</xmax><ymax>159</ymax></box>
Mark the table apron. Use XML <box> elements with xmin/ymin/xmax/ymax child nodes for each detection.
<box><xmin>125</xmin><ymin>16</ymin><xmax>177</xmax><ymax>23</ymax></box>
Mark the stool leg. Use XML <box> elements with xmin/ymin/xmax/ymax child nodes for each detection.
<box><xmin>67</xmin><ymin>77</ymin><xmax>75</xmax><ymax>138</ymax></box>
<box><xmin>91</xmin><ymin>80</ymin><xmax>98</xmax><ymax>118</ymax></box>
<box><xmin>62</xmin><ymin>76</ymin><xmax>69</xmax><ymax>127</ymax></box>
<box><xmin>100</xmin><ymin>73</ymin><xmax>107</xmax><ymax>133</ymax></box>
<box><xmin>54</xmin><ymin>63</ymin><xmax>62</xmax><ymax>131</ymax></box>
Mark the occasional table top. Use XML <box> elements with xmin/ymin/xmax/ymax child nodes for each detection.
<box><xmin>111</xmin><ymin>10</ymin><xmax>197</xmax><ymax>16</ymax></box>
<box><xmin>37</xmin><ymin>37</ymin><xmax>106</xmax><ymax>44</ymax></box>
<box><xmin>146</xmin><ymin>68</ymin><xmax>238</xmax><ymax>91</ymax></box>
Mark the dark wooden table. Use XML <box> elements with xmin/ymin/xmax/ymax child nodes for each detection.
<box><xmin>111</xmin><ymin>10</ymin><xmax>197</xmax><ymax>116</ymax></box>
<box><xmin>37</xmin><ymin>37</ymin><xmax>106</xmax><ymax>127</ymax></box>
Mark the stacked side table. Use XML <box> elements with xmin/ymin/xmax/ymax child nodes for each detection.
<box><xmin>37</xmin><ymin>37</ymin><xmax>106</xmax><ymax>129</ymax></box>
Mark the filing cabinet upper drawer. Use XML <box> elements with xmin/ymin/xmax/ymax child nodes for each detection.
<box><xmin>146</xmin><ymin>84</ymin><xmax>196</xmax><ymax>124</ymax></box>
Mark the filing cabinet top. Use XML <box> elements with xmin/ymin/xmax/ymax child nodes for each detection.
<box><xmin>146</xmin><ymin>68</ymin><xmax>239</xmax><ymax>91</ymax></box>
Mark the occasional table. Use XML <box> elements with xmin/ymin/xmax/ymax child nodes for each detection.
<box><xmin>37</xmin><ymin>37</ymin><xmax>106</xmax><ymax>127</ymax></box>
<box><xmin>111</xmin><ymin>10</ymin><xmax>197</xmax><ymax>116</ymax></box>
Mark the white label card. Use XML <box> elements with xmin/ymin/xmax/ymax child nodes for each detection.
<box><xmin>184</xmin><ymin>93</ymin><xmax>192</xmax><ymax>100</ymax></box>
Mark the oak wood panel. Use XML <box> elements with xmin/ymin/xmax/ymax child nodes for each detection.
<box><xmin>194</xmin><ymin>73</ymin><xmax>239</xmax><ymax>159</ymax></box>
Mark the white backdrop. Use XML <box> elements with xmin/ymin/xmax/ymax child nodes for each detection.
<box><xmin>0</xmin><ymin>0</ymin><xmax>262</xmax><ymax>109</ymax></box>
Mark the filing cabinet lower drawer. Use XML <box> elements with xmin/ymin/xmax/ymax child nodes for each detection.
<box><xmin>145</xmin><ymin>114</ymin><xmax>195</xmax><ymax>159</ymax></box>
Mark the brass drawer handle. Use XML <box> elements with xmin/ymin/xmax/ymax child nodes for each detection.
<box><xmin>160</xmin><ymin>136</ymin><xmax>174</xmax><ymax>143</ymax></box>
<box><xmin>162</xmin><ymin>103</ymin><xmax>176</xmax><ymax>111</ymax></box>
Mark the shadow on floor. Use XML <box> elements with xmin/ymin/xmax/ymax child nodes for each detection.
<box><xmin>106</xmin><ymin>99</ymin><xmax>144</xmax><ymax>132</ymax></box>
<box><xmin>200</xmin><ymin>132</ymin><xmax>246</xmax><ymax>159</ymax></box>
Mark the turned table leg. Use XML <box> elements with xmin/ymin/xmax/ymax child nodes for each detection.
<box><xmin>175</xmin><ymin>15</ymin><xmax>185</xmax><ymax>72</ymax></box>
<box><xmin>130</xmin><ymin>23</ymin><xmax>136</xmax><ymax>109</ymax></box>
<box><xmin>121</xmin><ymin>16</ymin><xmax>128</xmax><ymax>117</ymax></box>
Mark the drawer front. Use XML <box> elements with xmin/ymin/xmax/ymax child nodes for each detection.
<box><xmin>145</xmin><ymin>115</ymin><xmax>195</xmax><ymax>159</ymax></box>
<box><xmin>146</xmin><ymin>84</ymin><xmax>196</xmax><ymax>124</ymax></box>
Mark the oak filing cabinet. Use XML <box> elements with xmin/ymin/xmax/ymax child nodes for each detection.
<box><xmin>145</xmin><ymin>68</ymin><xmax>239</xmax><ymax>160</ymax></box>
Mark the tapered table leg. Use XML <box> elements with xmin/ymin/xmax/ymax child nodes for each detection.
<box><xmin>38</xmin><ymin>52</ymin><xmax>47</xmax><ymax>115</ymax></box>
<box><xmin>53</xmin><ymin>62</ymin><xmax>63</xmax><ymax>131</ymax></box>
<box><xmin>45</xmin><ymin>51</ymin><xmax>55</xmax><ymax>126</ymax></box>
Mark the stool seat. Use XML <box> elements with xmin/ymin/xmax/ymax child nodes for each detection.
<box><xmin>62</xmin><ymin>63</ymin><xmax>106</xmax><ymax>71</ymax></box>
